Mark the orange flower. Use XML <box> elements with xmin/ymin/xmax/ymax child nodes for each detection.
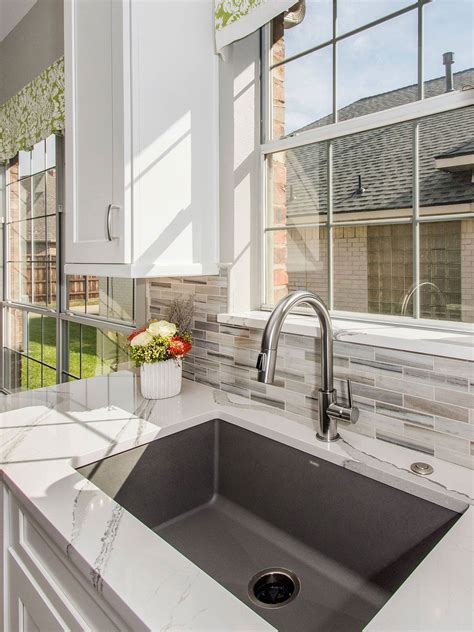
<box><xmin>169</xmin><ymin>336</ymin><xmax>192</xmax><ymax>357</ymax></box>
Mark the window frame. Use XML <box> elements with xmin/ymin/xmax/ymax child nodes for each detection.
<box><xmin>260</xmin><ymin>1</ymin><xmax>474</xmax><ymax>324</ymax></box>
<box><xmin>0</xmin><ymin>136</ymin><xmax>144</xmax><ymax>393</ymax></box>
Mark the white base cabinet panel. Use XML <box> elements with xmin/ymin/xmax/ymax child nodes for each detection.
<box><xmin>65</xmin><ymin>0</ymin><xmax>219</xmax><ymax>278</ymax></box>
<box><xmin>2</xmin><ymin>484</ymin><xmax>130</xmax><ymax>632</ymax></box>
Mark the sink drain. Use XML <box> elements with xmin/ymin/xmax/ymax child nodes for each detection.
<box><xmin>248</xmin><ymin>568</ymin><xmax>300</xmax><ymax>608</ymax></box>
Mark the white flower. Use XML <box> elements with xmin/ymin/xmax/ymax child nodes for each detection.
<box><xmin>147</xmin><ymin>320</ymin><xmax>177</xmax><ymax>338</ymax></box>
<box><xmin>130</xmin><ymin>330</ymin><xmax>153</xmax><ymax>347</ymax></box>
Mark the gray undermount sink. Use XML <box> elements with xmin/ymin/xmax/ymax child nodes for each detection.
<box><xmin>77</xmin><ymin>420</ymin><xmax>460</xmax><ymax>631</ymax></box>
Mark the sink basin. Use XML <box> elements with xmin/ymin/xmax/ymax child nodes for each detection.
<box><xmin>77</xmin><ymin>420</ymin><xmax>460</xmax><ymax>631</ymax></box>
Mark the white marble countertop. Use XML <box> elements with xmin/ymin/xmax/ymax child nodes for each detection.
<box><xmin>0</xmin><ymin>371</ymin><xmax>473</xmax><ymax>631</ymax></box>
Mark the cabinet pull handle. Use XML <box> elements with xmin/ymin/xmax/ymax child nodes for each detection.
<box><xmin>106</xmin><ymin>204</ymin><xmax>120</xmax><ymax>241</ymax></box>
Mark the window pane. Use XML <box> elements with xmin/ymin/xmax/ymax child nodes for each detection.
<box><xmin>42</xmin><ymin>316</ymin><xmax>57</xmax><ymax>367</ymax></box>
<box><xmin>267</xmin><ymin>144</ymin><xmax>329</xmax><ymax>229</ymax></box>
<box><xmin>27</xmin><ymin>313</ymin><xmax>42</xmax><ymax>362</ymax></box>
<box><xmin>18</xmin><ymin>151</ymin><xmax>30</xmax><ymax>179</ymax></box>
<box><xmin>333</xmin><ymin>224</ymin><xmax>413</xmax><ymax>316</ymax></box>
<box><xmin>67</xmin><ymin>322</ymin><xmax>82</xmax><ymax>378</ymax></box>
<box><xmin>332</xmin><ymin>122</ymin><xmax>413</xmax><ymax>221</ymax></box>
<box><xmin>46</xmin><ymin>215</ymin><xmax>57</xmax><ymax>308</ymax></box>
<box><xmin>30</xmin><ymin>218</ymin><xmax>46</xmax><ymax>307</ymax></box>
<box><xmin>337</xmin><ymin>0</ymin><xmax>412</xmax><ymax>36</ymax></box>
<box><xmin>46</xmin><ymin>262</ymin><xmax>57</xmax><ymax>309</ymax></box>
<box><xmin>424</xmin><ymin>0</ymin><xmax>474</xmax><ymax>98</ymax></box>
<box><xmin>32</xmin><ymin>217</ymin><xmax>47</xmax><ymax>259</ymax></box>
<box><xmin>45</xmin><ymin>135</ymin><xmax>56</xmax><ymax>171</ymax></box>
<box><xmin>75</xmin><ymin>324</ymin><xmax>130</xmax><ymax>379</ymax></box>
<box><xmin>32</xmin><ymin>173</ymin><xmax>46</xmax><ymax>217</ymax></box>
<box><xmin>419</xmin><ymin>221</ymin><xmax>469</xmax><ymax>322</ymax></box>
<box><xmin>31</xmin><ymin>140</ymin><xmax>45</xmax><ymax>175</ymax></box>
<box><xmin>98</xmin><ymin>329</ymin><xmax>130</xmax><ymax>374</ymax></box>
<box><xmin>67</xmin><ymin>276</ymin><xmax>87</xmax><ymax>314</ymax></box>
<box><xmin>46</xmin><ymin>169</ymin><xmax>56</xmax><ymax>215</ymax></box>
<box><xmin>7</xmin><ymin>179</ymin><xmax>20</xmax><ymax>222</ymax></box>
<box><xmin>265</xmin><ymin>227</ymin><xmax>328</xmax><ymax>306</ymax></box>
<box><xmin>276</xmin><ymin>1</ymin><xmax>333</xmax><ymax>61</ymax></box>
<box><xmin>99</xmin><ymin>277</ymin><xmax>134</xmax><ymax>322</ymax></box>
<box><xmin>46</xmin><ymin>213</ymin><xmax>57</xmax><ymax>256</ymax></box>
<box><xmin>272</xmin><ymin>46</ymin><xmax>333</xmax><ymax>138</ymax></box>
<box><xmin>337</xmin><ymin>10</ymin><xmax>418</xmax><ymax>122</ymax></box>
<box><xmin>420</xmin><ymin>107</ymin><xmax>474</xmax><ymax>216</ymax></box>
<box><xmin>4</xmin><ymin>308</ymin><xmax>27</xmax><ymax>392</ymax></box>
<box><xmin>7</xmin><ymin>158</ymin><xmax>19</xmax><ymax>185</ymax></box>
<box><xmin>9</xmin><ymin>220</ymin><xmax>28</xmax><ymax>261</ymax></box>
<box><xmin>85</xmin><ymin>278</ymin><xmax>100</xmax><ymax>316</ymax></box>
<box><xmin>27</xmin><ymin>358</ymin><xmax>43</xmax><ymax>390</ymax></box>
<box><xmin>80</xmin><ymin>325</ymin><xmax>103</xmax><ymax>377</ymax></box>
<box><xmin>4</xmin><ymin>308</ymin><xmax>57</xmax><ymax>392</ymax></box>
<box><xmin>9</xmin><ymin>261</ymin><xmax>32</xmax><ymax>304</ymax></box>
<box><xmin>67</xmin><ymin>275</ymin><xmax>134</xmax><ymax>323</ymax></box>
<box><xmin>3</xmin><ymin>349</ymin><xmax>21</xmax><ymax>392</ymax></box>
<box><xmin>43</xmin><ymin>366</ymin><xmax>57</xmax><ymax>388</ymax></box>
<box><xmin>20</xmin><ymin>178</ymin><xmax>31</xmax><ymax>219</ymax></box>
<box><xmin>7</xmin><ymin>308</ymin><xmax>26</xmax><ymax>354</ymax></box>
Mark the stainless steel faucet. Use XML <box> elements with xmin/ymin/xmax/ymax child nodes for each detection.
<box><xmin>256</xmin><ymin>290</ymin><xmax>359</xmax><ymax>442</ymax></box>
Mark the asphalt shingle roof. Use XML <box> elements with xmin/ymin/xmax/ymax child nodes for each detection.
<box><xmin>285</xmin><ymin>69</ymin><xmax>474</xmax><ymax>219</ymax></box>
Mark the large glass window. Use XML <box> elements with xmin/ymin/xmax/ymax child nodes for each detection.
<box><xmin>2</xmin><ymin>137</ymin><xmax>135</xmax><ymax>393</ymax></box>
<box><xmin>263</xmin><ymin>0</ymin><xmax>474</xmax><ymax>323</ymax></box>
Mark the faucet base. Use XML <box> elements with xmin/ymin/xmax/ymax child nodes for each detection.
<box><xmin>317</xmin><ymin>389</ymin><xmax>340</xmax><ymax>442</ymax></box>
<box><xmin>316</xmin><ymin>432</ymin><xmax>340</xmax><ymax>443</ymax></box>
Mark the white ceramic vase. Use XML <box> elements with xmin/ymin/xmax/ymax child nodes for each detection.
<box><xmin>140</xmin><ymin>358</ymin><xmax>182</xmax><ymax>399</ymax></box>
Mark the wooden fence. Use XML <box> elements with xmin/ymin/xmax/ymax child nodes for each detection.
<box><xmin>26</xmin><ymin>258</ymin><xmax>99</xmax><ymax>304</ymax></box>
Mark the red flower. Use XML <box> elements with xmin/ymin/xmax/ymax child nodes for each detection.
<box><xmin>169</xmin><ymin>335</ymin><xmax>192</xmax><ymax>357</ymax></box>
<box><xmin>127</xmin><ymin>325</ymin><xmax>146</xmax><ymax>342</ymax></box>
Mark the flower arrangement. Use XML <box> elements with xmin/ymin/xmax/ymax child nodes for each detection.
<box><xmin>127</xmin><ymin>319</ymin><xmax>192</xmax><ymax>366</ymax></box>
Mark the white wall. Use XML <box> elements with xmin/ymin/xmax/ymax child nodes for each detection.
<box><xmin>218</xmin><ymin>32</ymin><xmax>262</xmax><ymax>312</ymax></box>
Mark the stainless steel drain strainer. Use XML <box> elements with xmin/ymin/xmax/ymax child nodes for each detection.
<box><xmin>248</xmin><ymin>568</ymin><xmax>300</xmax><ymax>609</ymax></box>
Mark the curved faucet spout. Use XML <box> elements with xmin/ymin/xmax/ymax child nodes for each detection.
<box><xmin>256</xmin><ymin>290</ymin><xmax>358</xmax><ymax>442</ymax></box>
<box><xmin>257</xmin><ymin>290</ymin><xmax>333</xmax><ymax>391</ymax></box>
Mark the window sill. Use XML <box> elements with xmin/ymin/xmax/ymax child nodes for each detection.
<box><xmin>217</xmin><ymin>311</ymin><xmax>474</xmax><ymax>362</ymax></box>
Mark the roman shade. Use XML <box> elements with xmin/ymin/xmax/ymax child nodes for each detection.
<box><xmin>0</xmin><ymin>56</ymin><xmax>64</xmax><ymax>163</ymax></box>
<box><xmin>215</xmin><ymin>0</ymin><xmax>295</xmax><ymax>51</ymax></box>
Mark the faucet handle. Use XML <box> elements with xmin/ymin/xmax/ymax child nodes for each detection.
<box><xmin>256</xmin><ymin>352</ymin><xmax>266</xmax><ymax>371</ymax></box>
<box><xmin>347</xmin><ymin>379</ymin><xmax>354</xmax><ymax>408</ymax></box>
<box><xmin>345</xmin><ymin>379</ymin><xmax>359</xmax><ymax>423</ymax></box>
<box><xmin>327</xmin><ymin>379</ymin><xmax>359</xmax><ymax>425</ymax></box>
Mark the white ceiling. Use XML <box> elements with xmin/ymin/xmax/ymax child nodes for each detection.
<box><xmin>0</xmin><ymin>0</ymin><xmax>37</xmax><ymax>42</ymax></box>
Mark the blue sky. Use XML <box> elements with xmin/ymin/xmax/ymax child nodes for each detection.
<box><xmin>281</xmin><ymin>0</ymin><xmax>474</xmax><ymax>134</ymax></box>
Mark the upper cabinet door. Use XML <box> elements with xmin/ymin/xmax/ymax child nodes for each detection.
<box><xmin>64</xmin><ymin>0</ymin><xmax>219</xmax><ymax>278</ymax></box>
<box><xmin>64</xmin><ymin>0</ymin><xmax>130</xmax><ymax>265</ymax></box>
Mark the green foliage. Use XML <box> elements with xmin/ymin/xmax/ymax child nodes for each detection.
<box><xmin>129</xmin><ymin>335</ymin><xmax>172</xmax><ymax>366</ymax></box>
<box><xmin>129</xmin><ymin>331</ymin><xmax>192</xmax><ymax>367</ymax></box>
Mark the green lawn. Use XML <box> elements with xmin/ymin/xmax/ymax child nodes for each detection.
<box><xmin>21</xmin><ymin>315</ymin><xmax>129</xmax><ymax>390</ymax></box>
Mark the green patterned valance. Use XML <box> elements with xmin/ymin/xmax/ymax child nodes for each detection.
<box><xmin>215</xmin><ymin>0</ymin><xmax>294</xmax><ymax>50</ymax></box>
<box><xmin>0</xmin><ymin>57</ymin><xmax>64</xmax><ymax>163</ymax></box>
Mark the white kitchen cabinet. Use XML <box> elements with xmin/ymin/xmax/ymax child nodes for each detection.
<box><xmin>64</xmin><ymin>0</ymin><xmax>219</xmax><ymax>278</ymax></box>
<box><xmin>2</xmin><ymin>483</ymin><xmax>131</xmax><ymax>632</ymax></box>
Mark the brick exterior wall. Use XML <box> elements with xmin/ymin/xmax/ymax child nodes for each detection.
<box><xmin>334</xmin><ymin>226</ymin><xmax>369</xmax><ymax>312</ymax></box>
<box><xmin>286</xmin><ymin>226</ymin><xmax>328</xmax><ymax>304</ymax></box>
<box><xmin>268</xmin><ymin>16</ymin><xmax>288</xmax><ymax>304</ymax></box>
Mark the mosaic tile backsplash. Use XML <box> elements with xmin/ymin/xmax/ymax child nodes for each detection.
<box><xmin>148</xmin><ymin>269</ymin><xmax>474</xmax><ymax>470</ymax></box>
